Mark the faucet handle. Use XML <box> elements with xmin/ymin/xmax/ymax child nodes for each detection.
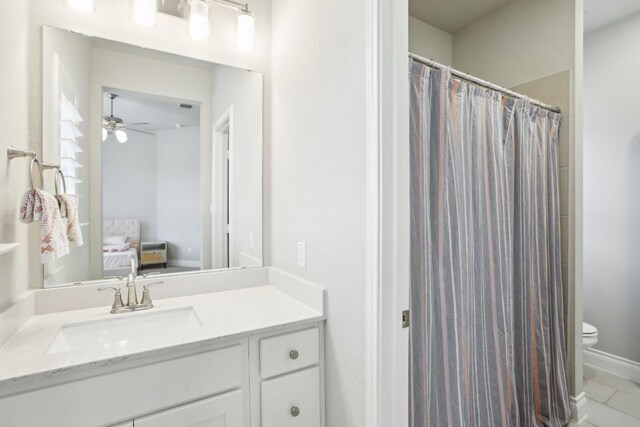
<box><xmin>140</xmin><ymin>281</ymin><xmax>164</xmax><ymax>307</ymax></box>
<box><xmin>98</xmin><ymin>287</ymin><xmax>125</xmax><ymax>313</ymax></box>
<box><xmin>104</xmin><ymin>275</ymin><xmax>124</xmax><ymax>281</ymax></box>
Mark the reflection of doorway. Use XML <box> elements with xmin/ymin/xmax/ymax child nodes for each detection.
<box><xmin>212</xmin><ymin>107</ymin><xmax>233</xmax><ymax>268</ymax></box>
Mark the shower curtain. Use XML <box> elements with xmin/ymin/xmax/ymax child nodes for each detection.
<box><xmin>409</xmin><ymin>61</ymin><xmax>570</xmax><ymax>427</ymax></box>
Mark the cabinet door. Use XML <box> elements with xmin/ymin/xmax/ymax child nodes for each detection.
<box><xmin>261</xmin><ymin>367</ymin><xmax>320</xmax><ymax>427</ymax></box>
<box><xmin>135</xmin><ymin>390</ymin><xmax>244</xmax><ymax>427</ymax></box>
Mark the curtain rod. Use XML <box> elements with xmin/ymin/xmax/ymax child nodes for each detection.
<box><xmin>409</xmin><ymin>53</ymin><xmax>561</xmax><ymax>114</ymax></box>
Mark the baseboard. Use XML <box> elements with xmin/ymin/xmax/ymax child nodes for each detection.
<box><xmin>167</xmin><ymin>259</ymin><xmax>201</xmax><ymax>268</ymax></box>
<box><xmin>569</xmin><ymin>392</ymin><xmax>588</xmax><ymax>423</ymax></box>
<box><xmin>584</xmin><ymin>348</ymin><xmax>640</xmax><ymax>383</ymax></box>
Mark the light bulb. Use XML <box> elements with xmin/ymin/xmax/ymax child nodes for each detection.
<box><xmin>102</xmin><ymin>128</ymin><xmax>108</xmax><ymax>142</ymax></box>
<box><xmin>189</xmin><ymin>0</ymin><xmax>210</xmax><ymax>41</ymax></box>
<box><xmin>66</xmin><ymin>0</ymin><xmax>94</xmax><ymax>13</ymax></box>
<box><xmin>115</xmin><ymin>129</ymin><xmax>128</xmax><ymax>143</ymax></box>
<box><xmin>132</xmin><ymin>0</ymin><xmax>157</xmax><ymax>27</ymax></box>
<box><xmin>237</xmin><ymin>12</ymin><xmax>255</xmax><ymax>52</ymax></box>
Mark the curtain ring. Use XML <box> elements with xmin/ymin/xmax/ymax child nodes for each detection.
<box><xmin>54</xmin><ymin>169</ymin><xmax>67</xmax><ymax>195</ymax></box>
<box><xmin>29</xmin><ymin>158</ymin><xmax>44</xmax><ymax>193</ymax></box>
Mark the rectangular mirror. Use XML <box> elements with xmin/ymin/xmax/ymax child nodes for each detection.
<box><xmin>42</xmin><ymin>26</ymin><xmax>263</xmax><ymax>287</ymax></box>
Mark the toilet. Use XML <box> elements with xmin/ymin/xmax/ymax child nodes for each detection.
<box><xmin>583</xmin><ymin>322</ymin><xmax>598</xmax><ymax>350</ymax></box>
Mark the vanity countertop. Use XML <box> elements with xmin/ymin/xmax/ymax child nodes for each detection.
<box><xmin>0</xmin><ymin>285</ymin><xmax>324</xmax><ymax>392</ymax></box>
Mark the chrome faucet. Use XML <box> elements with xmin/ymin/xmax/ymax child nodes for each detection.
<box><xmin>98</xmin><ymin>258</ymin><xmax>163</xmax><ymax>314</ymax></box>
<box><xmin>125</xmin><ymin>256</ymin><xmax>138</xmax><ymax>306</ymax></box>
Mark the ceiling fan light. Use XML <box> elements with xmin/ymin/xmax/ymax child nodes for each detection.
<box><xmin>115</xmin><ymin>129</ymin><xmax>128</xmax><ymax>143</ymax></box>
<box><xmin>189</xmin><ymin>0</ymin><xmax>210</xmax><ymax>41</ymax></box>
<box><xmin>66</xmin><ymin>0</ymin><xmax>94</xmax><ymax>13</ymax></box>
<box><xmin>102</xmin><ymin>128</ymin><xmax>108</xmax><ymax>142</ymax></box>
<box><xmin>132</xmin><ymin>0</ymin><xmax>157</xmax><ymax>27</ymax></box>
<box><xmin>237</xmin><ymin>12</ymin><xmax>255</xmax><ymax>52</ymax></box>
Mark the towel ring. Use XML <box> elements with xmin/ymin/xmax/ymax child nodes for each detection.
<box><xmin>29</xmin><ymin>158</ymin><xmax>44</xmax><ymax>192</ymax></box>
<box><xmin>54</xmin><ymin>169</ymin><xmax>67</xmax><ymax>195</ymax></box>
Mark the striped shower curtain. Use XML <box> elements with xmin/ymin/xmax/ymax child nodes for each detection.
<box><xmin>409</xmin><ymin>61</ymin><xmax>570</xmax><ymax>427</ymax></box>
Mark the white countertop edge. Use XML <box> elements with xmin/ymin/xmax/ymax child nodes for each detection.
<box><xmin>0</xmin><ymin>314</ymin><xmax>324</xmax><ymax>398</ymax></box>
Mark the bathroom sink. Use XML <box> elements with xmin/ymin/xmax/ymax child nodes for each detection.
<box><xmin>46</xmin><ymin>307</ymin><xmax>203</xmax><ymax>355</ymax></box>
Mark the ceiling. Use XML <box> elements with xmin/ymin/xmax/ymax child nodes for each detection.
<box><xmin>583</xmin><ymin>0</ymin><xmax>640</xmax><ymax>33</ymax></box>
<box><xmin>103</xmin><ymin>89</ymin><xmax>200</xmax><ymax>133</ymax></box>
<box><xmin>409</xmin><ymin>0</ymin><xmax>514</xmax><ymax>33</ymax></box>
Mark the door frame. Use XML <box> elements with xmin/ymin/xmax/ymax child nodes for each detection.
<box><xmin>365</xmin><ymin>0</ymin><xmax>409</xmax><ymax>426</ymax></box>
<box><xmin>212</xmin><ymin>106</ymin><xmax>234</xmax><ymax>269</ymax></box>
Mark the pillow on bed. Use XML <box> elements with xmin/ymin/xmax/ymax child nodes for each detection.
<box><xmin>103</xmin><ymin>243</ymin><xmax>131</xmax><ymax>253</ymax></box>
<box><xmin>104</xmin><ymin>235</ymin><xmax>127</xmax><ymax>245</ymax></box>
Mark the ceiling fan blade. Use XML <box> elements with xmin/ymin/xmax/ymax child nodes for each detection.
<box><xmin>122</xmin><ymin>127</ymin><xmax>155</xmax><ymax>136</ymax></box>
<box><xmin>122</xmin><ymin>122</ymin><xmax>150</xmax><ymax>126</ymax></box>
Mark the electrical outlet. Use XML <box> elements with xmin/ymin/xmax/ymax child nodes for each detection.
<box><xmin>297</xmin><ymin>242</ymin><xmax>306</xmax><ymax>268</ymax></box>
<box><xmin>187</xmin><ymin>247</ymin><xmax>192</xmax><ymax>254</ymax></box>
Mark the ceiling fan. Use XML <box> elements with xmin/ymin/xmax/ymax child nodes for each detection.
<box><xmin>102</xmin><ymin>93</ymin><xmax>154</xmax><ymax>143</ymax></box>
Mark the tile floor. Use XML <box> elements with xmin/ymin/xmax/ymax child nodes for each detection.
<box><xmin>569</xmin><ymin>365</ymin><xmax>640</xmax><ymax>427</ymax></box>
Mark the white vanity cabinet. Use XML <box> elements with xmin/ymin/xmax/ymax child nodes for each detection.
<box><xmin>0</xmin><ymin>323</ymin><xmax>324</xmax><ymax>427</ymax></box>
<box><xmin>134</xmin><ymin>390</ymin><xmax>244</xmax><ymax>427</ymax></box>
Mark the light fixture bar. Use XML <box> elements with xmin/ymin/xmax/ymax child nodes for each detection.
<box><xmin>210</xmin><ymin>0</ymin><xmax>249</xmax><ymax>12</ymax></box>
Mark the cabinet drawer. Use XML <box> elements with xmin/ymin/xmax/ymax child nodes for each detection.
<box><xmin>260</xmin><ymin>328</ymin><xmax>319</xmax><ymax>379</ymax></box>
<box><xmin>142</xmin><ymin>252</ymin><xmax>165</xmax><ymax>262</ymax></box>
<box><xmin>261</xmin><ymin>367</ymin><xmax>320</xmax><ymax>427</ymax></box>
<box><xmin>135</xmin><ymin>389</ymin><xmax>244</xmax><ymax>427</ymax></box>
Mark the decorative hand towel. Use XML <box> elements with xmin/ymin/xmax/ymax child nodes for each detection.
<box><xmin>19</xmin><ymin>189</ymin><xmax>69</xmax><ymax>263</ymax></box>
<box><xmin>56</xmin><ymin>193</ymin><xmax>83</xmax><ymax>248</ymax></box>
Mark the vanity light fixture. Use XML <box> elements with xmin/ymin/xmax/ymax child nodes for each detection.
<box><xmin>66</xmin><ymin>0</ymin><xmax>94</xmax><ymax>13</ymax></box>
<box><xmin>132</xmin><ymin>0</ymin><xmax>158</xmax><ymax>27</ymax></box>
<box><xmin>188</xmin><ymin>0</ymin><xmax>211</xmax><ymax>41</ymax></box>
<box><xmin>236</xmin><ymin>10</ymin><xmax>255</xmax><ymax>52</ymax></box>
<box><xmin>68</xmin><ymin>0</ymin><xmax>256</xmax><ymax>51</ymax></box>
<box><xmin>187</xmin><ymin>0</ymin><xmax>255</xmax><ymax>48</ymax></box>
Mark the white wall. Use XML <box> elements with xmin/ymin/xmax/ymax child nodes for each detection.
<box><xmin>453</xmin><ymin>0</ymin><xmax>574</xmax><ymax>88</ymax></box>
<box><xmin>270</xmin><ymin>0</ymin><xmax>367</xmax><ymax>424</ymax></box>
<box><xmin>408</xmin><ymin>16</ymin><xmax>453</xmax><ymax>65</ymax></box>
<box><xmin>211</xmin><ymin>64</ymin><xmax>263</xmax><ymax>268</ymax></box>
<box><xmin>0</xmin><ymin>0</ymin><xmax>32</xmax><ymax>308</ymax></box>
<box><xmin>102</xmin><ymin>133</ymin><xmax>158</xmax><ymax>242</ymax></box>
<box><xmin>584</xmin><ymin>13</ymin><xmax>640</xmax><ymax>363</ymax></box>
<box><xmin>156</xmin><ymin>127</ymin><xmax>201</xmax><ymax>265</ymax></box>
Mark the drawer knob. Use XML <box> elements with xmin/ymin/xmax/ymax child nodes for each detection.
<box><xmin>289</xmin><ymin>350</ymin><xmax>299</xmax><ymax>360</ymax></box>
<box><xmin>290</xmin><ymin>406</ymin><xmax>300</xmax><ymax>417</ymax></box>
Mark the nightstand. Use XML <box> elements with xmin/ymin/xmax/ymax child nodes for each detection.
<box><xmin>140</xmin><ymin>241</ymin><xmax>167</xmax><ymax>269</ymax></box>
